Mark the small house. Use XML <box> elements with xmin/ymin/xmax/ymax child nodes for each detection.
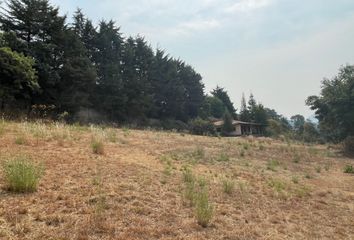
<box><xmin>213</xmin><ymin>120</ymin><xmax>264</xmax><ymax>136</ymax></box>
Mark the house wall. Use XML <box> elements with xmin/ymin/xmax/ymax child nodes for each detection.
<box><xmin>235</xmin><ymin>125</ymin><xmax>242</xmax><ymax>135</ymax></box>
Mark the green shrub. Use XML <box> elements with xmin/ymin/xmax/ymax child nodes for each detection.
<box><xmin>2</xmin><ymin>156</ymin><xmax>44</xmax><ymax>193</ymax></box>
<box><xmin>195</xmin><ymin>189</ymin><xmax>213</xmax><ymax>227</ymax></box>
<box><xmin>222</xmin><ymin>179</ymin><xmax>235</xmax><ymax>194</ymax></box>
<box><xmin>91</xmin><ymin>139</ymin><xmax>104</xmax><ymax>155</ymax></box>
<box><xmin>189</xmin><ymin>118</ymin><xmax>216</xmax><ymax>136</ymax></box>
<box><xmin>344</xmin><ymin>165</ymin><xmax>354</xmax><ymax>174</ymax></box>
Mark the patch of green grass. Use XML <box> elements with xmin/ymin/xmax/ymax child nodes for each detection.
<box><xmin>266</xmin><ymin>159</ymin><xmax>280</xmax><ymax>171</ymax></box>
<box><xmin>222</xmin><ymin>178</ymin><xmax>235</xmax><ymax>195</ymax></box>
<box><xmin>15</xmin><ymin>135</ymin><xmax>27</xmax><ymax>145</ymax></box>
<box><xmin>182</xmin><ymin>166</ymin><xmax>195</xmax><ymax>183</ymax></box>
<box><xmin>2</xmin><ymin>155</ymin><xmax>44</xmax><ymax>193</ymax></box>
<box><xmin>216</xmin><ymin>153</ymin><xmax>229</xmax><ymax>162</ymax></box>
<box><xmin>195</xmin><ymin>188</ymin><xmax>213</xmax><ymax>228</ymax></box>
<box><xmin>344</xmin><ymin>165</ymin><xmax>354</xmax><ymax>174</ymax></box>
<box><xmin>91</xmin><ymin>139</ymin><xmax>104</xmax><ymax>155</ymax></box>
<box><xmin>268</xmin><ymin>178</ymin><xmax>286</xmax><ymax>193</ymax></box>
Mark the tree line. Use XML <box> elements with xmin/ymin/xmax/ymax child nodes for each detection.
<box><xmin>0</xmin><ymin>0</ymin><xmax>204</xmax><ymax>124</ymax></box>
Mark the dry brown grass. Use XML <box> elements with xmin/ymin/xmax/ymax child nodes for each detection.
<box><xmin>0</xmin><ymin>121</ymin><xmax>353</xmax><ymax>239</ymax></box>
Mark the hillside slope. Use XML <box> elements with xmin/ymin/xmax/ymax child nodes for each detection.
<box><xmin>0</xmin><ymin>121</ymin><xmax>353</xmax><ymax>239</ymax></box>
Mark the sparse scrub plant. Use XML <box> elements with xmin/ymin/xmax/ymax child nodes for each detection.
<box><xmin>91</xmin><ymin>138</ymin><xmax>104</xmax><ymax>155</ymax></box>
<box><xmin>222</xmin><ymin>178</ymin><xmax>235</xmax><ymax>194</ymax></box>
<box><xmin>266</xmin><ymin>159</ymin><xmax>280</xmax><ymax>171</ymax></box>
<box><xmin>192</xmin><ymin>146</ymin><xmax>205</xmax><ymax>161</ymax></box>
<box><xmin>195</xmin><ymin>188</ymin><xmax>213</xmax><ymax>228</ymax></box>
<box><xmin>216</xmin><ymin>153</ymin><xmax>229</xmax><ymax>162</ymax></box>
<box><xmin>292</xmin><ymin>176</ymin><xmax>299</xmax><ymax>184</ymax></box>
<box><xmin>182</xmin><ymin>166</ymin><xmax>195</xmax><ymax>183</ymax></box>
<box><xmin>14</xmin><ymin>135</ymin><xmax>27</xmax><ymax>145</ymax></box>
<box><xmin>344</xmin><ymin>165</ymin><xmax>354</xmax><ymax>174</ymax></box>
<box><xmin>2</xmin><ymin>155</ymin><xmax>44</xmax><ymax>193</ymax></box>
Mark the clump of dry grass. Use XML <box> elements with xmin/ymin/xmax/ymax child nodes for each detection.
<box><xmin>91</xmin><ymin>138</ymin><xmax>104</xmax><ymax>155</ymax></box>
<box><xmin>195</xmin><ymin>188</ymin><xmax>213</xmax><ymax>227</ymax></box>
<box><xmin>222</xmin><ymin>178</ymin><xmax>235</xmax><ymax>194</ymax></box>
<box><xmin>1</xmin><ymin>155</ymin><xmax>44</xmax><ymax>193</ymax></box>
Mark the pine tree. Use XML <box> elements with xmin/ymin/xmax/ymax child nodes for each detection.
<box><xmin>94</xmin><ymin>20</ymin><xmax>125</xmax><ymax>120</ymax></box>
<box><xmin>239</xmin><ymin>93</ymin><xmax>250</xmax><ymax>122</ymax></box>
<box><xmin>58</xmin><ymin>29</ymin><xmax>96</xmax><ymax>114</ymax></box>
<box><xmin>222</xmin><ymin>109</ymin><xmax>234</xmax><ymax>135</ymax></box>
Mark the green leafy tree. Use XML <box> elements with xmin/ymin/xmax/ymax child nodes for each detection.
<box><xmin>0</xmin><ymin>0</ymin><xmax>66</xmax><ymax>105</ymax></box>
<box><xmin>306</xmin><ymin>65</ymin><xmax>354</xmax><ymax>141</ymax></box>
<box><xmin>199</xmin><ymin>96</ymin><xmax>225</xmax><ymax>119</ymax></box>
<box><xmin>0</xmin><ymin>47</ymin><xmax>39</xmax><ymax>110</ymax></box>
<box><xmin>290</xmin><ymin>114</ymin><xmax>305</xmax><ymax>133</ymax></box>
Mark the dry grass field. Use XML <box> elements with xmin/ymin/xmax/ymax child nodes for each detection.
<box><xmin>0</xmin><ymin>120</ymin><xmax>353</xmax><ymax>240</ymax></box>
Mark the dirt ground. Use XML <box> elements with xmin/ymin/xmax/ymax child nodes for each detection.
<box><xmin>0</xmin><ymin>121</ymin><xmax>353</xmax><ymax>240</ymax></box>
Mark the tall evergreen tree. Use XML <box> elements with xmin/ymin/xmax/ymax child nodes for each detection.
<box><xmin>94</xmin><ymin>20</ymin><xmax>125</xmax><ymax>120</ymax></box>
<box><xmin>58</xmin><ymin>29</ymin><xmax>96</xmax><ymax>114</ymax></box>
<box><xmin>239</xmin><ymin>93</ymin><xmax>250</xmax><ymax>122</ymax></box>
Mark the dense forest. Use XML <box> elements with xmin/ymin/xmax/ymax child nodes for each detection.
<box><xmin>0</xmin><ymin>0</ymin><xmax>353</xmax><ymax>149</ymax></box>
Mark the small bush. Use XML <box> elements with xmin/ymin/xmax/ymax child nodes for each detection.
<box><xmin>216</xmin><ymin>153</ymin><xmax>229</xmax><ymax>162</ymax></box>
<box><xmin>91</xmin><ymin>139</ymin><xmax>104</xmax><ymax>155</ymax></box>
<box><xmin>195</xmin><ymin>189</ymin><xmax>213</xmax><ymax>227</ymax></box>
<box><xmin>222</xmin><ymin>179</ymin><xmax>235</xmax><ymax>194</ymax></box>
<box><xmin>344</xmin><ymin>165</ymin><xmax>354</xmax><ymax>174</ymax></box>
<box><xmin>189</xmin><ymin>118</ymin><xmax>216</xmax><ymax>136</ymax></box>
<box><xmin>2</xmin><ymin>156</ymin><xmax>44</xmax><ymax>193</ymax></box>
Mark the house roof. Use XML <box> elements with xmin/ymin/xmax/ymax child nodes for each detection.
<box><xmin>213</xmin><ymin>120</ymin><xmax>263</xmax><ymax>127</ymax></box>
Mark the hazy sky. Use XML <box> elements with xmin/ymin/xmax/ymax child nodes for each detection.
<box><xmin>51</xmin><ymin>0</ymin><xmax>354</xmax><ymax>118</ymax></box>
